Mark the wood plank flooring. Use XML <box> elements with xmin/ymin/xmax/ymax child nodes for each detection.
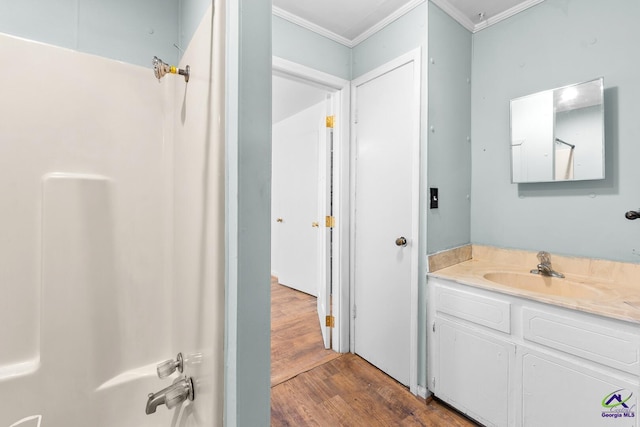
<box><xmin>271</xmin><ymin>276</ymin><xmax>342</xmax><ymax>387</ymax></box>
<box><xmin>271</xmin><ymin>278</ymin><xmax>478</xmax><ymax>426</ymax></box>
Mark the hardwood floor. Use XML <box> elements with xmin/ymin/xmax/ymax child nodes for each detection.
<box><xmin>271</xmin><ymin>276</ymin><xmax>341</xmax><ymax>387</ymax></box>
<box><xmin>270</xmin><ymin>278</ymin><xmax>478</xmax><ymax>426</ymax></box>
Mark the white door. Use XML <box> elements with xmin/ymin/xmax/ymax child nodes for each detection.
<box><xmin>352</xmin><ymin>51</ymin><xmax>420</xmax><ymax>388</ymax></box>
<box><xmin>272</xmin><ymin>101</ymin><xmax>325</xmax><ymax>296</ymax></box>
<box><xmin>316</xmin><ymin>110</ymin><xmax>333</xmax><ymax>349</ymax></box>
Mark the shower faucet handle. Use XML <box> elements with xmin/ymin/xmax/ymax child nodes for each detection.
<box><xmin>157</xmin><ymin>353</ymin><xmax>184</xmax><ymax>379</ymax></box>
<box><xmin>165</xmin><ymin>377</ymin><xmax>195</xmax><ymax>410</ymax></box>
<box><xmin>146</xmin><ymin>376</ymin><xmax>195</xmax><ymax>414</ymax></box>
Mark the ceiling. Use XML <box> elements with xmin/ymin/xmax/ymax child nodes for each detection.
<box><xmin>273</xmin><ymin>0</ymin><xmax>545</xmax><ymax>47</ymax></box>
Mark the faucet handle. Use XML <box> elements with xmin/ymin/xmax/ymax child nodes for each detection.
<box><xmin>157</xmin><ymin>353</ymin><xmax>184</xmax><ymax>379</ymax></box>
<box><xmin>166</xmin><ymin>386</ymin><xmax>186</xmax><ymax>410</ymax></box>
<box><xmin>537</xmin><ymin>251</ymin><xmax>551</xmax><ymax>265</ymax></box>
<box><xmin>166</xmin><ymin>377</ymin><xmax>195</xmax><ymax>410</ymax></box>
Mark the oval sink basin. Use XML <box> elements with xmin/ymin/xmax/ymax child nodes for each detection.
<box><xmin>483</xmin><ymin>272</ymin><xmax>603</xmax><ymax>299</ymax></box>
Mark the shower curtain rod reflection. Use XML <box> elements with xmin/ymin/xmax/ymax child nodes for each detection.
<box><xmin>555</xmin><ymin>137</ymin><xmax>575</xmax><ymax>149</ymax></box>
<box><xmin>153</xmin><ymin>56</ymin><xmax>190</xmax><ymax>82</ymax></box>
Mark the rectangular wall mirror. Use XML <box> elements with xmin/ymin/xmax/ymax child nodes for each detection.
<box><xmin>510</xmin><ymin>77</ymin><xmax>604</xmax><ymax>183</ymax></box>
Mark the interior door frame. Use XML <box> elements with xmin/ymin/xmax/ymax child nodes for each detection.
<box><xmin>349</xmin><ymin>48</ymin><xmax>421</xmax><ymax>394</ymax></box>
<box><xmin>272</xmin><ymin>57</ymin><xmax>351</xmax><ymax>353</ymax></box>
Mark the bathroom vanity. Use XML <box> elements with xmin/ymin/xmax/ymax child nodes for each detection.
<box><xmin>427</xmin><ymin>246</ymin><xmax>640</xmax><ymax>427</ymax></box>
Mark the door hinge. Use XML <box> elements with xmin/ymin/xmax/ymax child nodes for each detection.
<box><xmin>325</xmin><ymin>315</ymin><xmax>335</xmax><ymax>328</ymax></box>
<box><xmin>432</xmin><ymin>322</ymin><xmax>436</xmax><ymax>333</ymax></box>
<box><xmin>432</xmin><ymin>377</ymin><xmax>436</xmax><ymax>388</ymax></box>
<box><xmin>352</xmin><ymin>305</ymin><xmax>357</xmax><ymax>318</ymax></box>
<box><xmin>325</xmin><ymin>216</ymin><xmax>335</xmax><ymax>228</ymax></box>
<box><xmin>326</xmin><ymin>115</ymin><xmax>335</xmax><ymax>128</ymax></box>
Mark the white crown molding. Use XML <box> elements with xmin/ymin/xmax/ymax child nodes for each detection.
<box><xmin>429</xmin><ymin>0</ymin><xmax>476</xmax><ymax>32</ymax></box>
<box><xmin>351</xmin><ymin>0</ymin><xmax>426</xmax><ymax>46</ymax></box>
<box><xmin>272</xmin><ymin>6</ymin><xmax>353</xmax><ymax>47</ymax></box>
<box><xmin>432</xmin><ymin>0</ymin><xmax>546</xmax><ymax>33</ymax></box>
<box><xmin>274</xmin><ymin>0</ymin><xmax>544</xmax><ymax>49</ymax></box>
<box><xmin>473</xmin><ymin>0</ymin><xmax>545</xmax><ymax>32</ymax></box>
<box><xmin>273</xmin><ymin>0</ymin><xmax>426</xmax><ymax>48</ymax></box>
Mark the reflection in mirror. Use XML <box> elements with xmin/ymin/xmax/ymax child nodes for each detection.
<box><xmin>510</xmin><ymin>77</ymin><xmax>604</xmax><ymax>183</ymax></box>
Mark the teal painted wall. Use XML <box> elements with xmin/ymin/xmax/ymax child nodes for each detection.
<box><xmin>272</xmin><ymin>15</ymin><xmax>351</xmax><ymax>80</ymax></box>
<box><xmin>179</xmin><ymin>0</ymin><xmax>211</xmax><ymax>56</ymax></box>
<box><xmin>427</xmin><ymin>3</ymin><xmax>472</xmax><ymax>254</ymax></box>
<box><xmin>351</xmin><ymin>3</ymin><xmax>427</xmax><ymax>79</ymax></box>
<box><xmin>423</xmin><ymin>0</ymin><xmax>472</xmax><ymax>392</ymax></box>
<box><xmin>471</xmin><ymin>0</ymin><xmax>640</xmax><ymax>262</ymax></box>
<box><xmin>0</xmin><ymin>0</ymin><xmax>211</xmax><ymax>67</ymax></box>
<box><xmin>229</xmin><ymin>0</ymin><xmax>272</xmax><ymax>425</ymax></box>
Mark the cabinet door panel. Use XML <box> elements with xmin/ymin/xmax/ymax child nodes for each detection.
<box><xmin>523</xmin><ymin>352</ymin><xmax>638</xmax><ymax>427</ymax></box>
<box><xmin>436</xmin><ymin>319</ymin><xmax>514</xmax><ymax>427</ymax></box>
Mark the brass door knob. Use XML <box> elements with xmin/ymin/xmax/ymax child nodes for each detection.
<box><xmin>276</xmin><ymin>218</ymin><xmax>283</xmax><ymax>223</ymax></box>
<box><xmin>395</xmin><ymin>237</ymin><xmax>408</xmax><ymax>247</ymax></box>
<box><xmin>312</xmin><ymin>222</ymin><xmax>319</xmax><ymax>228</ymax></box>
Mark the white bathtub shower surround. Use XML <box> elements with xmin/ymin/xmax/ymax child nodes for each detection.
<box><xmin>1</xmin><ymin>1</ymin><xmax>224</xmax><ymax>423</ymax></box>
<box><xmin>169</xmin><ymin>3</ymin><xmax>226</xmax><ymax>425</ymax></box>
<box><xmin>0</xmin><ymin>31</ymin><xmax>173</xmax><ymax>426</ymax></box>
<box><xmin>9</xmin><ymin>415</ymin><xmax>42</xmax><ymax>427</ymax></box>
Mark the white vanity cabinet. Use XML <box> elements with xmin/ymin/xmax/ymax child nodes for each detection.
<box><xmin>427</xmin><ymin>277</ymin><xmax>640</xmax><ymax>427</ymax></box>
<box><xmin>435</xmin><ymin>319</ymin><xmax>515</xmax><ymax>426</ymax></box>
<box><xmin>521</xmin><ymin>350</ymin><xmax>638</xmax><ymax>426</ymax></box>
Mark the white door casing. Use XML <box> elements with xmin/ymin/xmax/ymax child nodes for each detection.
<box><xmin>351</xmin><ymin>49</ymin><xmax>421</xmax><ymax>392</ymax></box>
<box><xmin>272</xmin><ymin>57</ymin><xmax>351</xmax><ymax>353</ymax></box>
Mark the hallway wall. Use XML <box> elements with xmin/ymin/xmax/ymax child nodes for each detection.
<box><xmin>272</xmin><ymin>15</ymin><xmax>351</xmax><ymax>80</ymax></box>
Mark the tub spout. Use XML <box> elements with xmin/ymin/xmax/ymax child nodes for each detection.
<box><xmin>146</xmin><ymin>376</ymin><xmax>194</xmax><ymax>415</ymax></box>
<box><xmin>145</xmin><ymin>389</ymin><xmax>167</xmax><ymax>415</ymax></box>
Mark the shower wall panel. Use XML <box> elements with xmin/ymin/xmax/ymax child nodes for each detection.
<box><xmin>169</xmin><ymin>4</ymin><xmax>226</xmax><ymax>424</ymax></box>
<box><xmin>0</xmin><ymin>31</ymin><xmax>174</xmax><ymax>426</ymax></box>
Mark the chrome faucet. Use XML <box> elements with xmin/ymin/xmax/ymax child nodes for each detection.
<box><xmin>146</xmin><ymin>376</ymin><xmax>194</xmax><ymax>414</ymax></box>
<box><xmin>530</xmin><ymin>251</ymin><xmax>564</xmax><ymax>278</ymax></box>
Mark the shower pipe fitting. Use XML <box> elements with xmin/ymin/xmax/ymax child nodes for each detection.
<box><xmin>153</xmin><ymin>56</ymin><xmax>190</xmax><ymax>83</ymax></box>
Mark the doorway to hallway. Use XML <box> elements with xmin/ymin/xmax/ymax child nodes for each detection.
<box><xmin>271</xmin><ymin>57</ymin><xmax>350</xmax><ymax>353</ymax></box>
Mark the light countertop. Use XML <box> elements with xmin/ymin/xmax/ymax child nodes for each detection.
<box><xmin>428</xmin><ymin>246</ymin><xmax>640</xmax><ymax>324</ymax></box>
